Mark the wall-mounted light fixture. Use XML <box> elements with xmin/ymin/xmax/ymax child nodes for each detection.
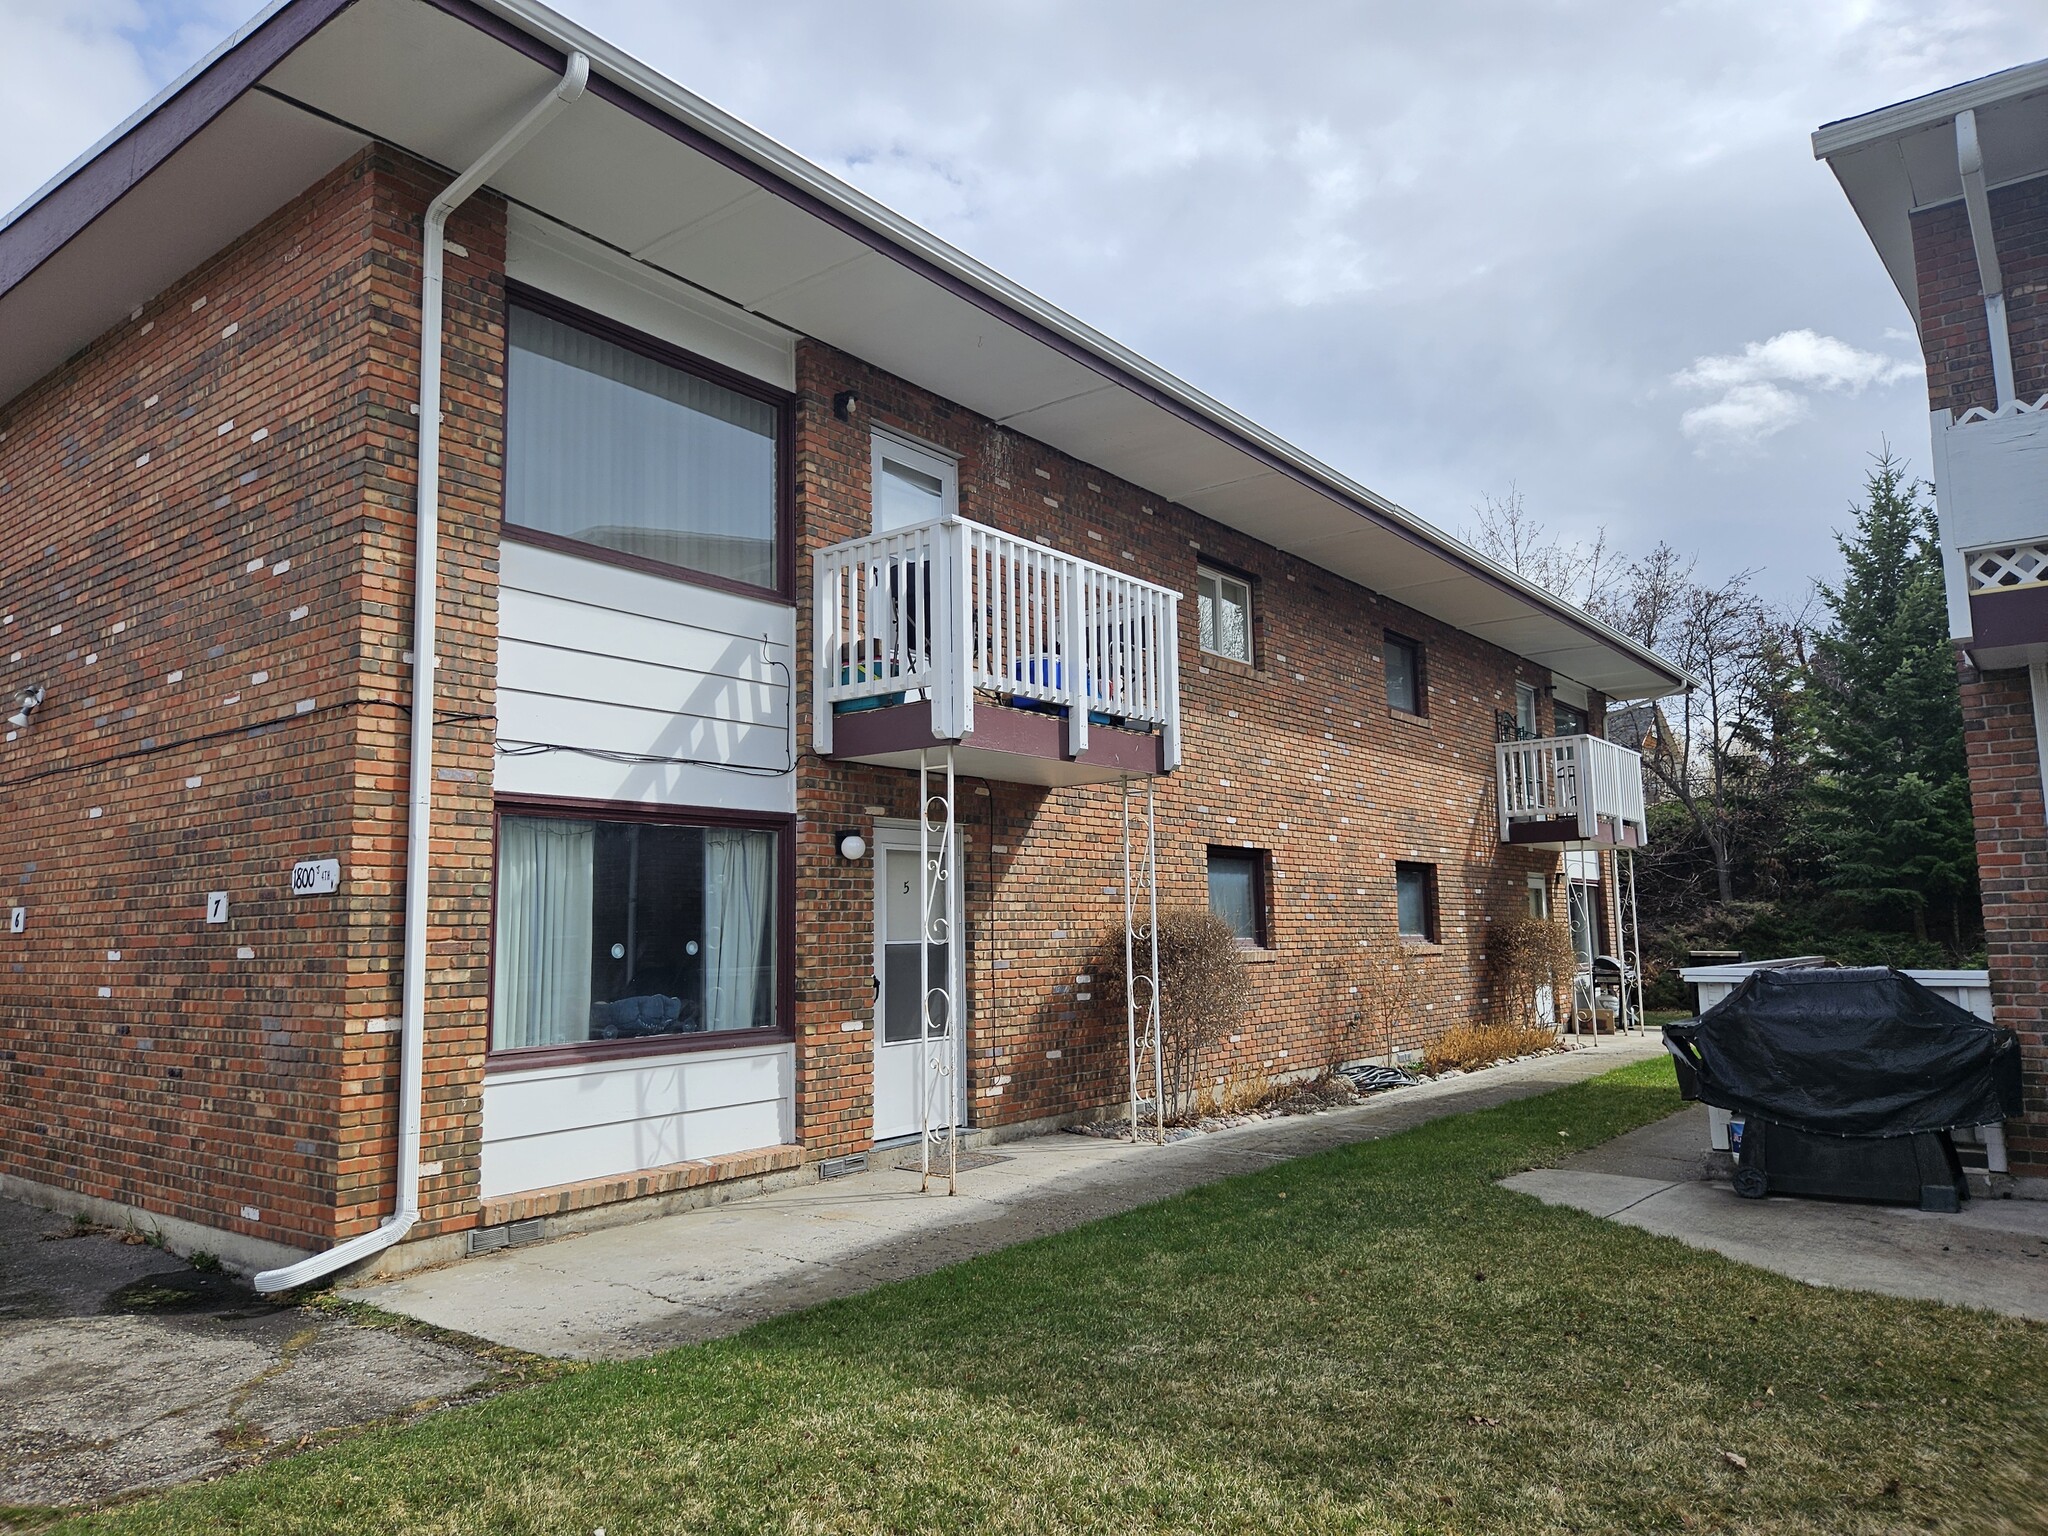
<box><xmin>832</xmin><ymin>390</ymin><xmax>860</xmax><ymax>422</ymax></box>
<box><xmin>7</xmin><ymin>684</ymin><xmax>45</xmax><ymax>730</ymax></box>
<box><xmin>837</xmin><ymin>830</ymin><xmax>868</xmax><ymax>861</ymax></box>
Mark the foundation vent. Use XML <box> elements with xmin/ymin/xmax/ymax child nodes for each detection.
<box><xmin>817</xmin><ymin>1154</ymin><xmax>868</xmax><ymax>1180</ymax></box>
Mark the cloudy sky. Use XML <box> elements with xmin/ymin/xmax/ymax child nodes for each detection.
<box><xmin>7</xmin><ymin>0</ymin><xmax>2048</xmax><ymax>604</ymax></box>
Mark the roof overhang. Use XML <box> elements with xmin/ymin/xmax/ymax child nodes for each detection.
<box><xmin>0</xmin><ymin>0</ymin><xmax>1690</xmax><ymax>700</ymax></box>
<box><xmin>1812</xmin><ymin>57</ymin><xmax>2048</xmax><ymax>323</ymax></box>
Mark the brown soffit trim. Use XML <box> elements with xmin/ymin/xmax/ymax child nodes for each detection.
<box><xmin>0</xmin><ymin>0</ymin><xmax>357</xmax><ymax>296</ymax></box>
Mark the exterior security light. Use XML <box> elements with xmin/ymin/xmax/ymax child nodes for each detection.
<box><xmin>7</xmin><ymin>684</ymin><xmax>44</xmax><ymax>730</ymax></box>
<box><xmin>837</xmin><ymin>831</ymin><xmax>868</xmax><ymax>861</ymax></box>
<box><xmin>832</xmin><ymin>390</ymin><xmax>860</xmax><ymax>421</ymax></box>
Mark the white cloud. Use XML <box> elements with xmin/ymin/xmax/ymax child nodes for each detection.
<box><xmin>1674</xmin><ymin>329</ymin><xmax>1923</xmax><ymax>450</ymax></box>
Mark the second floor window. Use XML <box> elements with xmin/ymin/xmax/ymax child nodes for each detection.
<box><xmin>1385</xmin><ymin>631</ymin><xmax>1423</xmax><ymax>714</ymax></box>
<box><xmin>506</xmin><ymin>299</ymin><xmax>781</xmax><ymax>592</ymax></box>
<box><xmin>1197</xmin><ymin>566</ymin><xmax>1253</xmax><ymax>663</ymax></box>
<box><xmin>1554</xmin><ymin>699</ymin><xmax>1588</xmax><ymax>737</ymax></box>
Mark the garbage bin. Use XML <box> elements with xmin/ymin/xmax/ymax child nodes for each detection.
<box><xmin>1664</xmin><ymin>967</ymin><xmax>2021</xmax><ymax>1213</ymax></box>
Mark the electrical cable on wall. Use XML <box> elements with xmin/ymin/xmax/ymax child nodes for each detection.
<box><xmin>494</xmin><ymin>651</ymin><xmax>797</xmax><ymax>778</ymax></box>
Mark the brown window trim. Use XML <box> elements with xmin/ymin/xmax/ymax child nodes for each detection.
<box><xmin>1394</xmin><ymin>859</ymin><xmax>1439</xmax><ymax>944</ymax></box>
<box><xmin>502</xmin><ymin>279</ymin><xmax>797</xmax><ymax>604</ymax></box>
<box><xmin>1383</xmin><ymin>629</ymin><xmax>1426</xmax><ymax>717</ymax></box>
<box><xmin>1206</xmin><ymin>843</ymin><xmax>1271</xmax><ymax>948</ymax></box>
<box><xmin>484</xmin><ymin>793</ymin><xmax>798</xmax><ymax>1074</ymax></box>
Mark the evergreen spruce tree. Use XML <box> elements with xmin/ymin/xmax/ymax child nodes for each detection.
<box><xmin>1802</xmin><ymin>450</ymin><xmax>1979</xmax><ymax>951</ymax></box>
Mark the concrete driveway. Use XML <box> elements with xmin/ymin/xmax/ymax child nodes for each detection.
<box><xmin>1503</xmin><ymin>1107</ymin><xmax>2048</xmax><ymax>1321</ymax></box>
<box><xmin>345</xmin><ymin>1035</ymin><xmax>1667</xmax><ymax>1359</ymax></box>
<box><xmin>0</xmin><ymin>1199</ymin><xmax>490</xmax><ymax>1510</ymax></box>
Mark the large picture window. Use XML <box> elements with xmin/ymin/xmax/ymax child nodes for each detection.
<box><xmin>493</xmin><ymin>811</ymin><xmax>781</xmax><ymax>1054</ymax></box>
<box><xmin>505</xmin><ymin>300</ymin><xmax>781</xmax><ymax>591</ymax></box>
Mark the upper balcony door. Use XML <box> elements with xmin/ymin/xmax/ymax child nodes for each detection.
<box><xmin>872</xmin><ymin>431</ymin><xmax>957</xmax><ymax>532</ymax></box>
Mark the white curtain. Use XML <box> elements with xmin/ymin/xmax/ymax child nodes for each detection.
<box><xmin>494</xmin><ymin>818</ymin><xmax>595</xmax><ymax>1049</ymax></box>
<box><xmin>704</xmin><ymin>828</ymin><xmax>774</xmax><ymax>1032</ymax></box>
<box><xmin>505</xmin><ymin>306</ymin><xmax>778</xmax><ymax>588</ymax></box>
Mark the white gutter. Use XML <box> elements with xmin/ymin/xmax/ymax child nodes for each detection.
<box><xmin>255</xmin><ymin>50</ymin><xmax>589</xmax><ymax>1294</ymax></box>
<box><xmin>1955</xmin><ymin>109</ymin><xmax>2017</xmax><ymax>411</ymax></box>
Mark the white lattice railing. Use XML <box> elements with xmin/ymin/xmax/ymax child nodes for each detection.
<box><xmin>1495</xmin><ymin>733</ymin><xmax>1647</xmax><ymax>846</ymax></box>
<box><xmin>1964</xmin><ymin>542</ymin><xmax>2048</xmax><ymax>592</ymax></box>
<box><xmin>813</xmin><ymin>515</ymin><xmax>1181</xmax><ymax>767</ymax></box>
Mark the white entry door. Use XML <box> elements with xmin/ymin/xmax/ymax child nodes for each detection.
<box><xmin>873</xmin><ymin>823</ymin><xmax>965</xmax><ymax>1142</ymax></box>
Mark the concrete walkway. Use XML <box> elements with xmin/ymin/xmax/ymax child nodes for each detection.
<box><xmin>1504</xmin><ymin>1107</ymin><xmax>2048</xmax><ymax>1321</ymax></box>
<box><xmin>346</xmin><ymin>1035</ymin><xmax>1665</xmax><ymax>1359</ymax></box>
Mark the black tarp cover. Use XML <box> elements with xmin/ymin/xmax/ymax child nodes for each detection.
<box><xmin>1664</xmin><ymin>967</ymin><xmax>2022</xmax><ymax>1137</ymax></box>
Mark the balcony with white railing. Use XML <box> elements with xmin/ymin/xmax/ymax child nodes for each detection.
<box><xmin>812</xmin><ymin>516</ymin><xmax>1181</xmax><ymax>786</ymax></box>
<box><xmin>1496</xmin><ymin>734</ymin><xmax>1648</xmax><ymax>850</ymax></box>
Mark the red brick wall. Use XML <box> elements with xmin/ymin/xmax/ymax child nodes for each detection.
<box><xmin>0</xmin><ymin>147</ymin><xmax>504</xmax><ymax>1251</ymax></box>
<box><xmin>791</xmin><ymin>342</ymin><xmax>1567</xmax><ymax>1151</ymax></box>
<box><xmin>1957</xmin><ymin>661</ymin><xmax>2048</xmax><ymax>1173</ymax></box>
<box><xmin>1913</xmin><ymin>174</ymin><xmax>2048</xmax><ymax>1178</ymax></box>
<box><xmin>1913</xmin><ymin>178</ymin><xmax>2048</xmax><ymax>420</ymax></box>
<box><xmin>3</xmin><ymin>134</ymin><xmax>1598</xmax><ymax>1241</ymax></box>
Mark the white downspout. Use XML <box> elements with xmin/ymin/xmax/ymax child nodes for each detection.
<box><xmin>256</xmin><ymin>52</ymin><xmax>589</xmax><ymax>1294</ymax></box>
<box><xmin>1955</xmin><ymin>108</ymin><xmax>2016</xmax><ymax>412</ymax></box>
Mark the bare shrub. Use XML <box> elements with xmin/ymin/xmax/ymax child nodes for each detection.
<box><xmin>1099</xmin><ymin>907</ymin><xmax>1253</xmax><ymax>1118</ymax></box>
<box><xmin>1354</xmin><ymin>945</ymin><xmax>1431</xmax><ymax>1066</ymax></box>
<box><xmin>1485</xmin><ymin>913</ymin><xmax>1575</xmax><ymax>1032</ymax></box>
<box><xmin>1316</xmin><ymin>939</ymin><xmax>1434</xmax><ymax>1069</ymax></box>
<box><xmin>1191</xmin><ymin>1065</ymin><xmax>1272</xmax><ymax>1119</ymax></box>
<box><xmin>1421</xmin><ymin>1020</ymin><xmax>1560</xmax><ymax>1075</ymax></box>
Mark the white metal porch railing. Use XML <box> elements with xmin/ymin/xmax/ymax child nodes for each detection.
<box><xmin>1495</xmin><ymin>733</ymin><xmax>1648</xmax><ymax>845</ymax></box>
<box><xmin>812</xmin><ymin>515</ymin><xmax>1181</xmax><ymax>766</ymax></box>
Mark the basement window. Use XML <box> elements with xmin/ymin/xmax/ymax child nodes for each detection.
<box><xmin>1395</xmin><ymin>861</ymin><xmax>1438</xmax><ymax>943</ymax></box>
<box><xmin>1207</xmin><ymin>845</ymin><xmax>1269</xmax><ymax>947</ymax></box>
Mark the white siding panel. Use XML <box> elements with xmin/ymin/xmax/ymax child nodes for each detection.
<box><xmin>500</xmin><ymin>641</ymin><xmax>784</xmax><ymax>730</ymax></box>
<box><xmin>497</xmin><ymin>692</ymin><xmax>786</xmax><ymax>770</ymax></box>
<box><xmin>480</xmin><ymin>1042</ymin><xmax>794</xmax><ymax>1200</ymax></box>
<box><xmin>496</xmin><ymin>541</ymin><xmax>795</xmax><ymax>814</ymax></box>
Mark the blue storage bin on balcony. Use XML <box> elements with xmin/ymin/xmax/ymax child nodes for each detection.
<box><xmin>1009</xmin><ymin>656</ymin><xmax>1123</xmax><ymax>728</ymax></box>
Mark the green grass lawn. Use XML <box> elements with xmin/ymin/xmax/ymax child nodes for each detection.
<box><xmin>43</xmin><ymin>1059</ymin><xmax>2048</xmax><ymax>1535</ymax></box>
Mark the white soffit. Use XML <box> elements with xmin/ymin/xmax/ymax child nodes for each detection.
<box><xmin>505</xmin><ymin>210</ymin><xmax>797</xmax><ymax>391</ymax></box>
<box><xmin>0</xmin><ymin>92</ymin><xmax>362</xmax><ymax>405</ymax></box>
<box><xmin>1815</xmin><ymin>61</ymin><xmax>2048</xmax><ymax>322</ymax></box>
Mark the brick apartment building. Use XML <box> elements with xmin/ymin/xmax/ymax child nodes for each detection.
<box><xmin>0</xmin><ymin>0</ymin><xmax>1685</xmax><ymax>1286</ymax></box>
<box><xmin>1817</xmin><ymin>61</ymin><xmax>2048</xmax><ymax>1189</ymax></box>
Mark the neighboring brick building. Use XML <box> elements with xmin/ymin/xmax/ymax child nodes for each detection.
<box><xmin>0</xmin><ymin>0</ymin><xmax>1684</xmax><ymax>1284</ymax></box>
<box><xmin>1817</xmin><ymin>62</ymin><xmax>2048</xmax><ymax>1187</ymax></box>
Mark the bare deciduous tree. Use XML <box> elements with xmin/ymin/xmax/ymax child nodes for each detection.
<box><xmin>1468</xmin><ymin>486</ymin><xmax>1625</xmax><ymax>620</ymax></box>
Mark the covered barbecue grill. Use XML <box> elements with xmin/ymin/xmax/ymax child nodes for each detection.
<box><xmin>1664</xmin><ymin>967</ymin><xmax>2022</xmax><ymax>1211</ymax></box>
